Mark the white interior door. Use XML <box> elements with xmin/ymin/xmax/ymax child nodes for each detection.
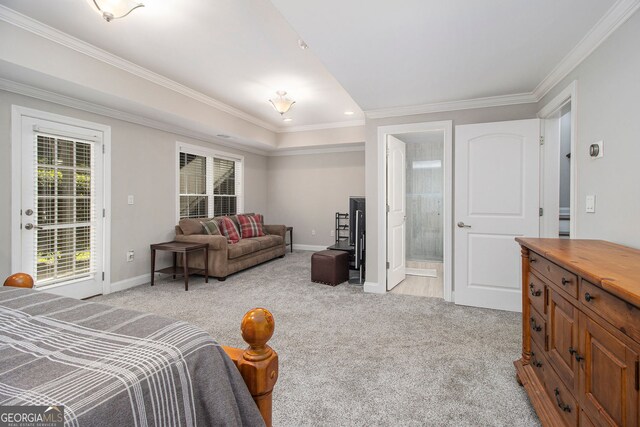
<box><xmin>454</xmin><ymin>119</ymin><xmax>540</xmax><ymax>312</ymax></box>
<box><xmin>19</xmin><ymin>117</ymin><xmax>104</xmax><ymax>299</ymax></box>
<box><xmin>386</xmin><ymin>135</ymin><xmax>406</xmax><ymax>290</ymax></box>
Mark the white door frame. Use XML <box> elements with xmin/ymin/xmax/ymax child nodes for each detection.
<box><xmin>11</xmin><ymin>105</ymin><xmax>112</xmax><ymax>294</ymax></box>
<box><xmin>538</xmin><ymin>80</ymin><xmax>578</xmax><ymax>238</ymax></box>
<box><xmin>368</xmin><ymin>120</ymin><xmax>453</xmax><ymax>301</ymax></box>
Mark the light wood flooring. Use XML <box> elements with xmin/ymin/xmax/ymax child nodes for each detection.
<box><xmin>390</xmin><ymin>261</ymin><xmax>443</xmax><ymax>298</ymax></box>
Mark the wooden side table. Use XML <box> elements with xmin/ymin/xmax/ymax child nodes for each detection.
<box><xmin>286</xmin><ymin>226</ymin><xmax>293</xmax><ymax>253</ymax></box>
<box><xmin>150</xmin><ymin>241</ymin><xmax>209</xmax><ymax>291</ymax></box>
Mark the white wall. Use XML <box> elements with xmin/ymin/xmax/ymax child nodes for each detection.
<box><xmin>364</xmin><ymin>103</ymin><xmax>539</xmax><ymax>287</ymax></box>
<box><xmin>266</xmin><ymin>151</ymin><xmax>365</xmax><ymax>248</ymax></box>
<box><xmin>538</xmin><ymin>9</ymin><xmax>640</xmax><ymax>248</ymax></box>
<box><xmin>0</xmin><ymin>90</ymin><xmax>268</xmax><ymax>284</ymax></box>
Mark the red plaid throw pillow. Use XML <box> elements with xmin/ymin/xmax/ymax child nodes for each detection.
<box><xmin>237</xmin><ymin>214</ymin><xmax>265</xmax><ymax>238</ymax></box>
<box><xmin>219</xmin><ymin>216</ymin><xmax>241</xmax><ymax>243</ymax></box>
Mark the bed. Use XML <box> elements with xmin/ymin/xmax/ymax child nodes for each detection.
<box><xmin>0</xmin><ymin>277</ymin><xmax>278</xmax><ymax>426</ymax></box>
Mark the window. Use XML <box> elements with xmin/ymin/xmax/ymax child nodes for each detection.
<box><xmin>178</xmin><ymin>143</ymin><xmax>243</xmax><ymax>219</ymax></box>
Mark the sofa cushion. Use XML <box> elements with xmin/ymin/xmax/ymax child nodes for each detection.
<box><xmin>218</xmin><ymin>216</ymin><xmax>241</xmax><ymax>243</ymax></box>
<box><xmin>237</xmin><ymin>214</ymin><xmax>265</xmax><ymax>238</ymax></box>
<box><xmin>249</xmin><ymin>235</ymin><xmax>284</xmax><ymax>251</ymax></box>
<box><xmin>179</xmin><ymin>218</ymin><xmax>205</xmax><ymax>235</ymax></box>
<box><xmin>227</xmin><ymin>239</ymin><xmax>261</xmax><ymax>259</ymax></box>
<box><xmin>200</xmin><ymin>219</ymin><xmax>220</xmax><ymax>235</ymax></box>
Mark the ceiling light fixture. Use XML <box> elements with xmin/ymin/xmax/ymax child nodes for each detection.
<box><xmin>92</xmin><ymin>0</ymin><xmax>145</xmax><ymax>22</ymax></box>
<box><xmin>269</xmin><ymin>91</ymin><xmax>296</xmax><ymax>116</ymax></box>
<box><xmin>298</xmin><ymin>39</ymin><xmax>308</xmax><ymax>50</ymax></box>
<box><xmin>344</xmin><ymin>111</ymin><xmax>354</xmax><ymax>115</ymax></box>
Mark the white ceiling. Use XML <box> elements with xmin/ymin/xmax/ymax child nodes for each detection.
<box><xmin>270</xmin><ymin>0</ymin><xmax>618</xmax><ymax>112</ymax></box>
<box><xmin>0</xmin><ymin>0</ymin><xmax>364</xmax><ymax>129</ymax></box>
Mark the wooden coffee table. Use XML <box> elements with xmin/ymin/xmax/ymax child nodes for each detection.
<box><xmin>150</xmin><ymin>241</ymin><xmax>209</xmax><ymax>291</ymax></box>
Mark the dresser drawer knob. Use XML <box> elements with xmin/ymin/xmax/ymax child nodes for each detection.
<box><xmin>529</xmin><ymin>283</ymin><xmax>542</xmax><ymax>297</ymax></box>
<box><xmin>530</xmin><ymin>257</ymin><xmax>537</xmax><ymax>263</ymax></box>
<box><xmin>530</xmin><ymin>317</ymin><xmax>542</xmax><ymax>332</ymax></box>
<box><xmin>554</xmin><ymin>388</ymin><xmax>572</xmax><ymax>412</ymax></box>
<box><xmin>584</xmin><ymin>292</ymin><xmax>596</xmax><ymax>302</ymax></box>
<box><xmin>561</xmin><ymin>278</ymin><xmax>570</xmax><ymax>286</ymax></box>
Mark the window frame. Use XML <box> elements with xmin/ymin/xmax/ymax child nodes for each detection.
<box><xmin>175</xmin><ymin>141</ymin><xmax>244</xmax><ymax>222</ymax></box>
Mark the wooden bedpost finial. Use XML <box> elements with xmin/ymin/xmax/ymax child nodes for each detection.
<box><xmin>241</xmin><ymin>307</ymin><xmax>275</xmax><ymax>362</ymax></box>
<box><xmin>4</xmin><ymin>273</ymin><xmax>34</xmax><ymax>289</ymax></box>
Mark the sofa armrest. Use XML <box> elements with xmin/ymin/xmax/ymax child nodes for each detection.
<box><xmin>264</xmin><ymin>225</ymin><xmax>286</xmax><ymax>239</ymax></box>
<box><xmin>175</xmin><ymin>234</ymin><xmax>228</xmax><ymax>250</ymax></box>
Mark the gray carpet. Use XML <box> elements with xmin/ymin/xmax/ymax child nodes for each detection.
<box><xmin>95</xmin><ymin>251</ymin><xmax>539</xmax><ymax>426</ymax></box>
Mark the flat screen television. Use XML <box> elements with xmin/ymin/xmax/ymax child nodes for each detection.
<box><xmin>349</xmin><ymin>197</ymin><xmax>365</xmax><ymax>246</ymax></box>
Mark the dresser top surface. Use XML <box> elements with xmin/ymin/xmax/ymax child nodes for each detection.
<box><xmin>516</xmin><ymin>238</ymin><xmax>640</xmax><ymax>307</ymax></box>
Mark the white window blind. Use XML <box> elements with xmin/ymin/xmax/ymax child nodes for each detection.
<box><xmin>178</xmin><ymin>146</ymin><xmax>243</xmax><ymax>219</ymax></box>
<box><xmin>34</xmin><ymin>133</ymin><xmax>97</xmax><ymax>285</ymax></box>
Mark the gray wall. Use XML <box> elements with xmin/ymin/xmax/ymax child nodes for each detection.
<box><xmin>538</xmin><ymin>10</ymin><xmax>640</xmax><ymax>248</ymax></box>
<box><xmin>266</xmin><ymin>151</ymin><xmax>365</xmax><ymax>247</ymax></box>
<box><xmin>559</xmin><ymin>110</ymin><xmax>571</xmax><ymax>209</ymax></box>
<box><xmin>0</xmin><ymin>90</ymin><xmax>268</xmax><ymax>283</ymax></box>
<box><xmin>364</xmin><ymin>103</ymin><xmax>539</xmax><ymax>286</ymax></box>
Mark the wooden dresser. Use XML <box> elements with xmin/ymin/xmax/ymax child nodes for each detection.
<box><xmin>515</xmin><ymin>238</ymin><xmax>640</xmax><ymax>427</ymax></box>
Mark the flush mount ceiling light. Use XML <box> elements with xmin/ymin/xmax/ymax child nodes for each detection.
<box><xmin>92</xmin><ymin>0</ymin><xmax>144</xmax><ymax>22</ymax></box>
<box><xmin>269</xmin><ymin>91</ymin><xmax>296</xmax><ymax>116</ymax></box>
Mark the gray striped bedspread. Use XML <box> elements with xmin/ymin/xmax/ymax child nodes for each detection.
<box><xmin>0</xmin><ymin>286</ymin><xmax>264</xmax><ymax>426</ymax></box>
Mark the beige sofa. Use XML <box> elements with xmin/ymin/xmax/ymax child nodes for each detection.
<box><xmin>174</xmin><ymin>215</ymin><xmax>286</xmax><ymax>281</ymax></box>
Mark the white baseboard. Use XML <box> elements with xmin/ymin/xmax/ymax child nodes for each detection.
<box><xmin>106</xmin><ymin>273</ymin><xmax>149</xmax><ymax>294</ymax></box>
<box><xmin>406</xmin><ymin>268</ymin><xmax>437</xmax><ymax>277</ymax></box>
<box><xmin>363</xmin><ymin>281</ymin><xmax>386</xmax><ymax>294</ymax></box>
<box><xmin>292</xmin><ymin>244</ymin><xmax>327</xmax><ymax>252</ymax></box>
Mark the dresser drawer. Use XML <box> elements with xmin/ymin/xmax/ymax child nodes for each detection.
<box><xmin>529</xmin><ymin>338</ymin><xmax>548</xmax><ymax>385</ymax></box>
<box><xmin>541</xmin><ymin>360</ymin><xmax>579</xmax><ymax>427</ymax></box>
<box><xmin>580</xmin><ymin>280</ymin><xmax>640</xmax><ymax>344</ymax></box>
<box><xmin>528</xmin><ymin>272</ymin><xmax>547</xmax><ymax>318</ymax></box>
<box><xmin>529</xmin><ymin>252</ymin><xmax>578</xmax><ymax>299</ymax></box>
<box><xmin>529</xmin><ymin>304</ymin><xmax>547</xmax><ymax>350</ymax></box>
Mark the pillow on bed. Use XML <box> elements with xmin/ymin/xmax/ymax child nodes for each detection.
<box><xmin>200</xmin><ymin>219</ymin><xmax>220</xmax><ymax>235</ymax></box>
<box><xmin>237</xmin><ymin>214</ymin><xmax>265</xmax><ymax>238</ymax></box>
<box><xmin>218</xmin><ymin>217</ymin><xmax>241</xmax><ymax>243</ymax></box>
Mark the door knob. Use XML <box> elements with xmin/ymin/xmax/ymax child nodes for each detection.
<box><xmin>457</xmin><ymin>222</ymin><xmax>471</xmax><ymax>228</ymax></box>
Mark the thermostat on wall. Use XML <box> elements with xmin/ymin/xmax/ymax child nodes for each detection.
<box><xmin>589</xmin><ymin>140</ymin><xmax>604</xmax><ymax>158</ymax></box>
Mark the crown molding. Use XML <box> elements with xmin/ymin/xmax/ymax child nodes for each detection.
<box><xmin>533</xmin><ymin>0</ymin><xmax>640</xmax><ymax>100</ymax></box>
<box><xmin>0</xmin><ymin>78</ymin><xmax>270</xmax><ymax>156</ymax></box>
<box><xmin>365</xmin><ymin>92</ymin><xmax>537</xmax><ymax>119</ymax></box>
<box><xmin>277</xmin><ymin>119</ymin><xmax>365</xmax><ymax>133</ymax></box>
<box><xmin>0</xmin><ymin>4</ymin><xmax>279</xmax><ymax>133</ymax></box>
<box><xmin>267</xmin><ymin>143</ymin><xmax>364</xmax><ymax>157</ymax></box>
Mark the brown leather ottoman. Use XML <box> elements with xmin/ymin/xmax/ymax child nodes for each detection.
<box><xmin>311</xmin><ymin>250</ymin><xmax>349</xmax><ymax>286</ymax></box>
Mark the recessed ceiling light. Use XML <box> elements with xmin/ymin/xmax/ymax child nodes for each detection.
<box><xmin>298</xmin><ymin>39</ymin><xmax>308</xmax><ymax>50</ymax></box>
<box><xmin>217</xmin><ymin>134</ymin><xmax>231</xmax><ymax>139</ymax></box>
<box><xmin>344</xmin><ymin>111</ymin><xmax>354</xmax><ymax>115</ymax></box>
<box><xmin>283</xmin><ymin>118</ymin><xmax>293</xmax><ymax>122</ymax></box>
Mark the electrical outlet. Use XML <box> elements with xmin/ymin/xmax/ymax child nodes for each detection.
<box><xmin>127</xmin><ymin>250</ymin><xmax>135</xmax><ymax>262</ymax></box>
<box><xmin>586</xmin><ymin>195</ymin><xmax>596</xmax><ymax>213</ymax></box>
<box><xmin>127</xmin><ymin>195</ymin><xmax>134</xmax><ymax>205</ymax></box>
<box><xmin>311</xmin><ymin>229</ymin><xmax>316</xmax><ymax>236</ymax></box>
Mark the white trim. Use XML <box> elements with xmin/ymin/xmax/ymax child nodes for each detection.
<box><xmin>268</xmin><ymin>144</ymin><xmax>365</xmax><ymax>157</ymax></box>
<box><xmin>533</xmin><ymin>0</ymin><xmax>640</xmax><ymax>100</ymax></box>
<box><xmin>365</xmin><ymin>93</ymin><xmax>537</xmax><ymax>119</ymax></box>
<box><xmin>537</xmin><ymin>81</ymin><xmax>578</xmax><ymax>238</ymax></box>
<box><xmin>0</xmin><ymin>5</ymin><xmax>278</xmax><ymax>133</ymax></box>
<box><xmin>278</xmin><ymin>120</ymin><xmax>365</xmax><ymax>133</ymax></box>
<box><xmin>11</xmin><ymin>105</ymin><xmax>111</xmax><ymax>295</ymax></box>
<box><xmin>292</xmin><ymin>244</ymin><xmax>327</xmax><ymax>252</ymax></box>
<box><xmin>374</xmin><ymin>121</ymin><xmax>454</xmax><ymax>302</ymax></box>
<box><xmin>406</xmin><ymin>268</ymin><xmax>437</xmax><ymax>278</ymax></box>
<box><xmin>363</xmin><ymin>281</ymin><xmax>385</xmax><ymax>294</ymax></box>
<box><xmin>175</xmin><ymin>141</ymin><xmax>245</xmax><ymax>223</ymax></box>
<box><xmin>107</xmin><ymin>274</ymin><xmax>149</xmax><ymax>294</ymax></box>
<box><xmin>0</xmin><ymin>78</ymin><xmax>270</xmax><ymax>157</ymax></box>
